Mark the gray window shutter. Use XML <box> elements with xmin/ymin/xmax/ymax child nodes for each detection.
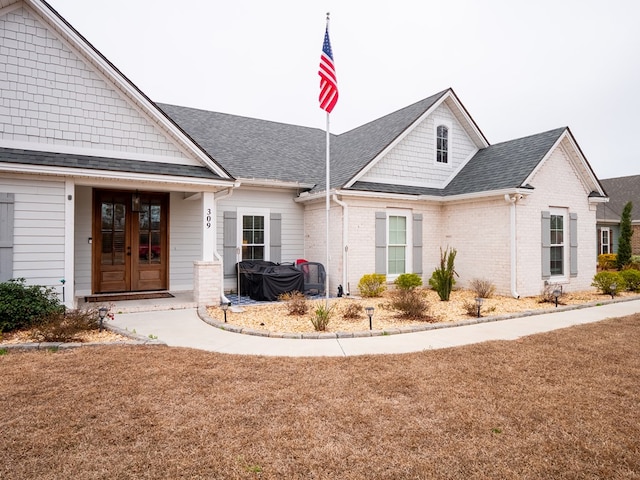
<box><xmin>0</xmin><ymin>193</ymin><xmax>15</xmax><ymax>282</ymax></box>
<box><xmin>223</xmin><ymin>211</ymin><xmax>237</xmax><ymax>277</ymax></box>
<box><xmin>570</xmin><ymin>212</ymin><xmax>578</xmax><ymax>277</ymax></box>
<box><xmin>270</xmin><ymin>213</ymin><xmax>282</xmax><ymax>263</ymax></box>
<box><xmin>541</xmin><ymin>211</ymin><xmax>551</xmax><ymax>279</ymax></box>
<box><xmin>412</xmin><ymin>214</ymin><xmax>422</xmax><ymax>275</ymax></box>
<box><xmin>375</xmin><ymin>212</ymin><xmax>386</xmax><ymax>274</ymax></box>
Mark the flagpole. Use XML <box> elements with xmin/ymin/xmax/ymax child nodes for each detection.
<box><xmin>325</xmin><ymin>109</ymin><xmax>330</xmax><ymax>307</ymax></box>
<box><xmin>319</xmin><ymin>11</ymin><xmax>336</xmax><ymax>308</ymax></box>
<box><xmin>325</xmin><ymin>13</ymin><xmax>331</xmax><ymax>307</ymax></box>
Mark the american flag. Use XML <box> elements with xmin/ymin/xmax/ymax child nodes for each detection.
<box><xmin>318</xmin><ymin>26</ymin><xmax>338</xmax><ymax>113</ymax></box>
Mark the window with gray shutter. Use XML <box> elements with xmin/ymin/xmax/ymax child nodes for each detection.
<box><xmin>412</xmin><ymin>214</ymin><xmax>423</xmax><ymax>275</ymax></box>
<box><xmin>375</xmin><ymin>212</ymin><xmax>387</xmax><ymax>274</ymax></box>
<box><xmin>570</xmin><ymin>213</ymin><xmax>578</xmax><ymax>277</ymax></box>
<box><xmin>223</xmin><ymin>211</ymin><xmax>237</xmax><ymax>277</ymax></box>
<box><xmin>541</xmin><ymin>211</ymin><xmax>551</xmax><ymax>278</ymax></box>
<box><xmin>270</xmin><ymin>213</ymin><xmax>282</xmax><ymax>264</ymax></box>
<box><xmin>0</xmin><ymin>193</ymin><xmax>15</xmax><ymax>282</ymax></box>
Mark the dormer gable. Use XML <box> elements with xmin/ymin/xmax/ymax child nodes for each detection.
<box><xmin>341</xmin><ymin>89</ymin><xmax>488</xmax><ymax>190</ymax></box>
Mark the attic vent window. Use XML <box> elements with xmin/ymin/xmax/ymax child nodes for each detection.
<box><xmin>436</xmin><ymin>125</ymin><xmax>449</xmax><ymax>164</ymax></box>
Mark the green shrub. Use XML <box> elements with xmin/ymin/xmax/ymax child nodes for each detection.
<box><xmin>388</xmin><ymin>289</ymin><xmax>429</xmax><ymax>319</ymax></box>
<box><xmin>394</xmin><ymin>273</ymin><xmax>422</xmax><ymax>291</ymax></box>
<box><xmin>30</xmin><ymin>308</ymin><xmax>101</xmax><ymax>343</ymax></box>
<box><xmin>310</xmin><ymin>302</ymin><xmax>333</xmax><ymax>331</ymax></box>
<box><xmin>591</xmin><ymin>271</ymin><xmax>624</xmax><ymax>295</ymax></box>
<box><xmin>469</xmin><ymin>278</ymin><xmax>496</xmax><ymax>299</ymax></box>
<box><xmin>358</xmin><ymin>274</ymin><xmax>387</xmax><ymax>298</ymax></box>
<box><xmin>0</xmin><ymin>278</ymin><xmax>63</xmax><ymax>333</ymax></box>
<box><xmin>619</xmin><ymin>269</ymin><xmax>640</xmax><ymax>292</ymax></box>
<box><xmin>278</xmin><ymin>291</ymin><xmax>308</xmax><ymax>315</ymax></box>
<box><xmin>598</xmin><ymin>253</ymin><xmax>617</xmax><ymax>270</ymax></box>
<box><xmin>630</xmin><ymin>255</ymin><xmax>640</xmax><ymax>270</ymax></box>
<box><xmin>428</xmin><ymin>247</ymin><xmax>458</xmax><ymax>301</ymax></box>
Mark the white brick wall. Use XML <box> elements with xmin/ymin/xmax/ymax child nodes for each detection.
<box><xmin>0</xmin><ymin>7</ymin><xmax>194</xmax><ymax>164</ymax></box>
<box><xmin>362</xmin><ymin>103</ymin><xmax>478</xmax><ymax>188</ymax></box>
<box><xmin>441</xmin><ymin>198</ymin><xmax>512</xmax><ymax>294</ymax></box>
<box><xmin>304</xmin><ymin>139</ymin><xmax>598</xmax><ymax>299</ymax></box>
<box><xmin>515</xmin><ymin>141</ymin><xmax>597</xmax><ymax>296</ymax></box>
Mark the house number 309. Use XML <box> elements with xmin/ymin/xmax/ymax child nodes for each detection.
<box><xmin>206</xmin><ymin>209</ymin><xmax>212</xmax><ymax>229</ymax></box>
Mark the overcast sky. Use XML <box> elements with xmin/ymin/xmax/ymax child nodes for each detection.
<box><xmin>51</xmin><ymin>0</ymin><xmax>640</xmax><ymax>180</ymax></box>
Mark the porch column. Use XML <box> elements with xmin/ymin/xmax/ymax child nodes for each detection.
<box><xmin>64</xmin><ymin>179</ymin><xmax>75</xmax><ymax>309</ymax></box>
<box><xmin>193</xmin><ymin>192</ymin><xmax>221</xmax><ymax>306</ymax></box>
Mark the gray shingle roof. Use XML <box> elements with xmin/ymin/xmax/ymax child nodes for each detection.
<box><xmin>598</xmin><ymin>175</ymin><xmax>640</xmax><ymax>221</ymax></box>
<box><xmin>157</xmin><ymin>104</ymin><xmax>327</xmax><ymax>186</ymax></box>
<box><xmin>0</xmin><ymin>147</ymin><xmax>225</xmax><ymax>180</ymax></box>
<box><xmin>158</xmin><ymin>91</ymin><xmax>569</xmax><ymax>198</ymax></box>
<box><xmin>443</xmin><ymin>127</ymin><xmax>567</xmax><ymax>195</ymax></box>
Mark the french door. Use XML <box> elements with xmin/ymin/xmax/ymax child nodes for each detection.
<box><xmin>93</xmin><ymin>190</ymin><xmax>168</xmax><ymax>293</ymax></box>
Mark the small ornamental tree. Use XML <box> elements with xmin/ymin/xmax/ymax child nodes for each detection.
<box><xmin>429</xmin><ymin>247</ymin><xmax>458</xmax><ymax>301</ymax></box>
<box><xmin>616</xmin><ymin>201</ymin><xmax>633</xmax><ymax>270</ymax></box>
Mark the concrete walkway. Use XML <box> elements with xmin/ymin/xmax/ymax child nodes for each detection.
<box><xmin>108</xmin><ymin>298</ymin><xmax>640</xmax><ymax>357</ymax></box>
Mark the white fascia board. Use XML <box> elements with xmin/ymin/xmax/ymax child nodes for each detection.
<box><xmin>297</xmin><ymin>187</ymin><xmax>532</xmax><ymax>204</ymax></box>
<box><xmin>25</xmin><ymin>0</ymin><xmax>232</xmax><ymax>180</ymax></box>
<box><xmin>237</xmin><ymin>177</ymin><xmax>316</xmax><ymax>190</ymax></box>
<box><xmin>343</xmin><ymin>94</ymin><xmax>451</xmax><ymax>189</ymax></box>
<box><xmin>0</xmin><ymin>163</ymin><xmax>235</xmax><ymax>189</ymax></box>
<box><xmin>434</xmin><ymin>188</ymin><xmax>532</xmax><ymax>204</ymax></box>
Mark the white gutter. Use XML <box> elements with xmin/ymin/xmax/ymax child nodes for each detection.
<box><xmin>332</xmin><ymin>194</ymin><xmax>349</xmax><ymax>295</ymax></box>
<box><xmin>504</xmin><ymin>194</ymin><xmax>521</xmax><ymax>299</ymax></box>
<box><xmin>214</xmin><ymin>186</ymin><xmax>237</xmax><ymax>305</ymax></box>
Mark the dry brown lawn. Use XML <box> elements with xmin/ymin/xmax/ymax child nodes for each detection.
<box><xmin>2</xmin><ymin>314</ymin><xmax>639</xmax><ymax>479</ymax></box>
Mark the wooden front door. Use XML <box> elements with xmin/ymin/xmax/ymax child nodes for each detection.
<box><xmin>93</xmin><ymin>190</ymin><xmax>168</xmax><ymax>293</ymax></box>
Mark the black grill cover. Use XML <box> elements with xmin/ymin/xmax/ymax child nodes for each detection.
<box><xmin>237</xmin><ymin>262</ymin><xmax>304</xmax><ymax>301</ymax></box>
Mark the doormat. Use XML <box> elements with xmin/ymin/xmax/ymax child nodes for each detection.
<box><xmin>84</xmin><ymin>292</ymin><xmax>174</xmax><ymax>303</ymax></box>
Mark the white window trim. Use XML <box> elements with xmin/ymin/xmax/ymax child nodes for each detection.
<box><xmin>386</xmin><ymin>209</ymin><xmax>413</xmax><ymax>280</ymax></box>
<box><xmin>549</xmin><ymin>207</ymin><xmax>568</xmax><ymax>281</ymax></box>
<box><xmin>434</xmin><ymin>120</ymin><xmax>453</xmax><ymax>167</ymax></box>
<box><xmin>600</xmin><ymin>227</ymin><xmax>611</xmax><ymax>255</ymax></box>
<box><xmin>237</xmin><ymin>208</ymin><xmax>270</xmax><ymax>262</ymax></box>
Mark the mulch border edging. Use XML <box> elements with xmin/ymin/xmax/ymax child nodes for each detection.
<box><xmin>197</xmin><ymin>295</ymin><xmax>640</xmax><ymax>340</ymax></box>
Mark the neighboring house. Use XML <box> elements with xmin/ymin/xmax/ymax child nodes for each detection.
<box><xmin>0</xmin><ymin>0</ymin><xmax>608</xmax><ymax>308</ymax></box>
<box><xmin>596</xmin><ymin>175</ymin><xmax>640</xmax><ymax>256</ymax></box>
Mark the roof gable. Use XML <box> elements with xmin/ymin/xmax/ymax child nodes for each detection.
<box><xmin>0</xmin><ymin>0</ymin><xmax>232</xmax><ymax>179</ymax></box>
<box><xmin>339</xmin><ymin>89</ymin><xmax>488</xmax><ymax>189</ymax></box>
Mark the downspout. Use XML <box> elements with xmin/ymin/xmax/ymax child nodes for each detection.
<box><xmin>504</xmin><ymin>194</ymin><xmax>521</xmax><ymax>299</ymax></box>
<box><xmin>332</xmin><ymin>194</ymin><xmax>349</xmax><ymax>295</ymax></box>
<box><xmin>214</xmin><ymin>187</ymin><xmax>235</xmax><ymax>304</ymax></box>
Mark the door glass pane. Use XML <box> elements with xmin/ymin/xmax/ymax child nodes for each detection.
<box><xmin>101</xmin><ymin>201</ymin><xmax>126</xmax><ymax>265</ymax></box>
<box><xmin>138</xmin><ymin>200</ymin><xmax>162</xmax><ymax>264</ymax></box>
<box><xmin>151</xmin><ymin>232</ymin><xmax>161</xmax><ymax>264</ymax></box>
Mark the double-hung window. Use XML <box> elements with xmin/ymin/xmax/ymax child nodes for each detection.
<box><xmin>240</xmin><ymin>212</ymin><xmax>267</xmax><ymax>261</ymax></box>
<box><xmin>599</xmin><ymin>228</ymin><xmax>611</xmax><ymax>255</ymax></box>
<box><xmin>549</xmin><ymin>213</ymin><xmax>564</xmax><ymax>275</ymax></box>
<box><xmin>388</xmin><ymin>215</ymin><xmax>407</xmax><ymax>275</ymax></box>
